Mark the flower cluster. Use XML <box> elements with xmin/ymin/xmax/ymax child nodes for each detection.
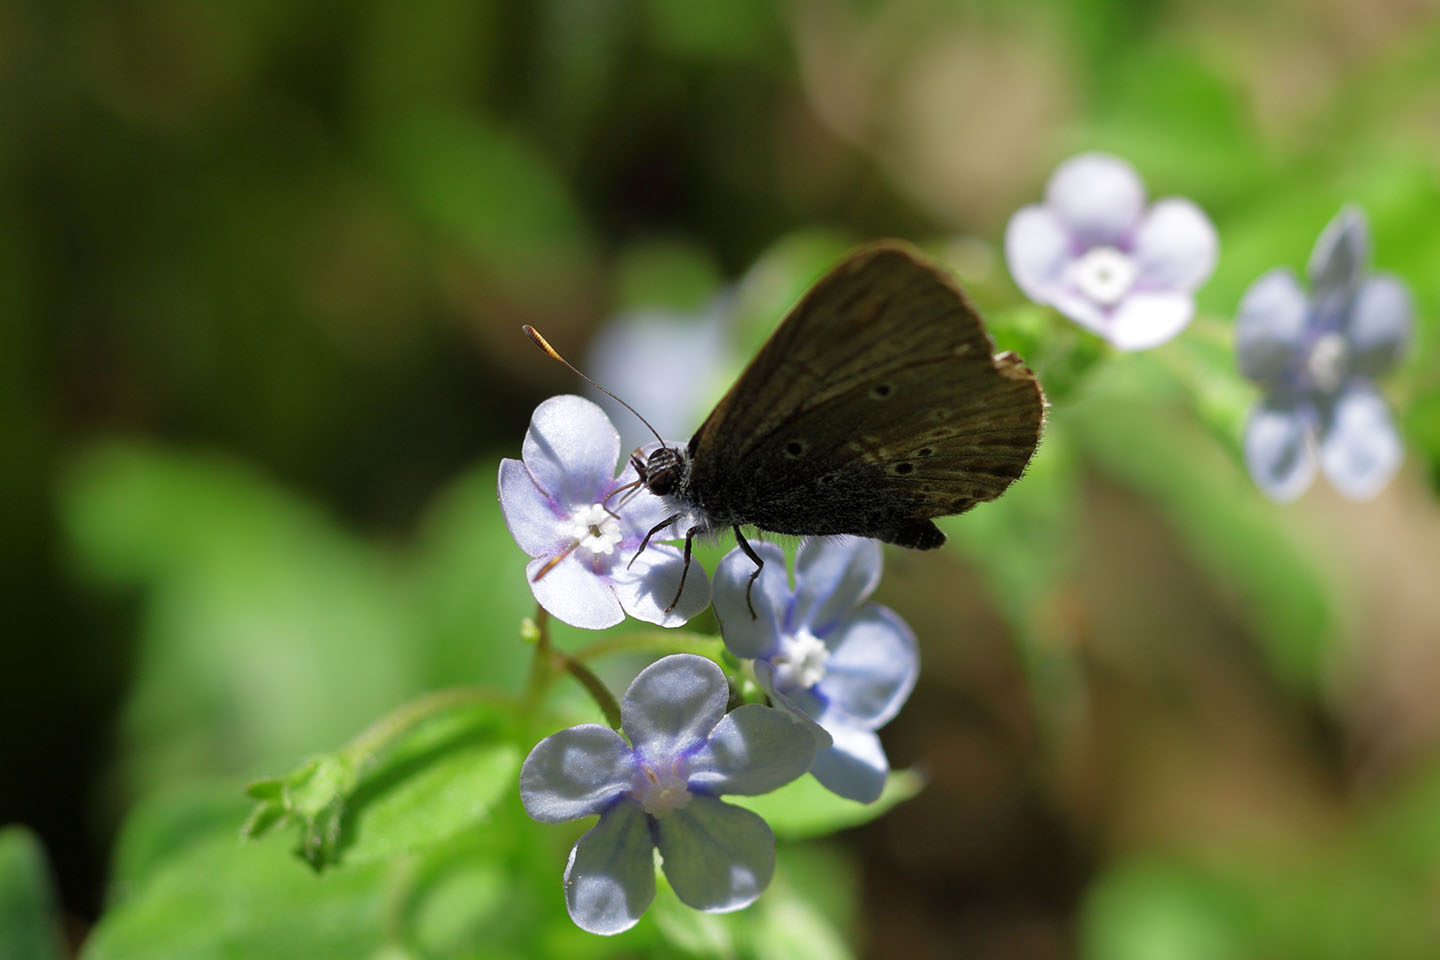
<box><xmin>500</xmin><ymin>395</ymin><xmax>920</xmax><ymax>933</ymax></box>
<box><xmin>1006</xmin><ymin>154</ymin><xmax>1413</xmax><ymax>500</ymax></box>
<box><xmin>1235</xmin><ymin>207</ymin><xmax>1412</xmax><ymax>502</ymax></box>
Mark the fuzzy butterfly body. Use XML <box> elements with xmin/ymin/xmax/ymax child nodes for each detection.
<box><xmin>634</xmin><ymin>242</ymin><xmax>1045</xmax><ymax>560</ymax></box>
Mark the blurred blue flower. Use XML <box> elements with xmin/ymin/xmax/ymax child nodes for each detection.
<box><xmin>520</xmin><ymin>654</ymin><xmax>816</xmax><ymax>935</ymax></box>
<box><xmin>587</xmin><ymin>296</ymin><xmax>734</xmax><ymax>456</ymax></box>
<box><xmin>498</xmin><ymin>395</ymin><xmax>710</xmax><ymax>629</ymax></box>
<box><xmin>1236</xmin><ymin>207</ymin><xmax>1413</xmax><ymax>502</ymax></box>
<box><xmin>713</xmin><ymin>537</ymin><xmax>918</xmax><ymax>804</ymax></box>
<box><xmin>1005</xmin><ymin>152</ymin><xmax>1218</xmax><ymax>350</ymax></box>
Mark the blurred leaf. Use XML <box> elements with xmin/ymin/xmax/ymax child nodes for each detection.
<box><xmin>0</xmin><ymin>827</ymin><xmax>64</xmax><ymax>960</ymax></box>
<box><xmin>611</xmin><ymin>239</ymin><xmax>723</xmax><ymax>314</ymax></box>
<box><xmin>82</xmin><ymin>831</ymin><xmax>393</xmax><ymax>960</ymax></box>
<box><xmin>732</xmin><ymin>769</ymin><xmax>923</xmax><ymax>840</ymax></box>
<box><xmin>642</xmin><ymin>0</ymin><xmax>778</xmax><ymax>61</ymax></box>
<box><xmin>1082</xmin><ymin>44</ymin><xmax>1266</xmax><ymax>207</ymax></box>
<box><xmin>60</xmin><ymin>441</ymin><xmax>421</xmax><ymax>789</ymax></box>
<box><xmin>1070</xmin><ymin>364</ymin><xmax>1343</xmax><ymax>690</ymax></box>
<box><xmin>368</xmin><ymin>109</ymin><xmax>593</xmax><ymax>288</ymax></box>
<box><xmin>1081</xmin><ymin>856</ymin><xmax>1255</xmax><ymax>960</ymax></box>
<box><xmin>408</xmin><ymin>462</ymin><xmax>546</xmax><ymax>694</ymax></box>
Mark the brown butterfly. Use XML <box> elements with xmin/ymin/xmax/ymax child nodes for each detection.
<box><xmin>529</xmin><ymin>240</ymin><xmax>1045</xmax><ymax>612</ymax></box>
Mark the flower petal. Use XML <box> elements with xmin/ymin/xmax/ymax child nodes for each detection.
<box><xmin>1048</xmin><ymin>287</ymin><xmax>1110</xmax><ymax>337</ymax></box>
<box><xmin>523</xmin><ymin>395</ymin><xmax>622</xmax><ymax>508</ymax></box>
<box><xmin>654</xmin><ymin>795</ymin><xmax>774</xmax><ymax>913</ymax></box>
<box><xmin>809</xmin><ymin>726</ymin><xmax>889</xmax><ymax>804</ymax></box>
<box><xmin>1044</xmin><ymin>153</ymin><xmax>1145</xmax><ymax>246</ymax></box>
<box><xmin>1346</xmin><ymin>274</ymin><xmax>1413</xmax><ymax>379</ymax></box>
<box><xmin>498</xmin><ymin>458</ymin><xmax>566</xmax><ymax>557</ymax></box>
<box><xmin>526</xmin><ymin>553</ymin><xmax>625</xmax><ymax>631</ymax></box>
<box><xmin>1308</xmin><ymin>206</ymin><xmax>1369</xmax><ymax>294</ymax></box>
<box><xmin>1243</xmin><ymin>398</ymin><xmax>1317</xmax><ymax>503</ymax></box>
<box><xmin>622</xmin><ymin>654</ymin><xmax>728</xmax><ymax>761</ymax></box>
<box><xmin>1103</xmin><ymin>291</ymin><xmax>1195</xmax><ymax>351</ymax></box>
<box><xmin>610</xmin><ymin>542</ymin><xmax>711</xmax><ymax>628</ymax></box>
<box><xmin>792</xmin><ymin>536</ymin><xmax>882</xmax><ymax>636</ymax></box>
<box><xmin>1132</xmin><ymin>198</ymin><xmax>1218</xmax><ymax>293</ymax></box>
<box><xmin>1235</xmin><ymin>269</ymin><xmax>1309</xmax><ymax>386</ymax></box>
<box><xmin>1319</xmin><ymin>383</ymin><xmax>1403</xmax><ymax>501</ymax></box>
<box><xmin>521</xmin><ymin>724</ymin><xmax>636</xmax><ymax>823</ymax></box>
<box><xmin>816</xmin><ymin>606</ymin><xmax>918</xmax><ymax>727</ymax></box>
<box><xmin>713</xmin><ymin>541</ymin><xmax>790</xmax><ymax>660</ymax></box>
<box><xmin>563</xmin><ymin>800</ymin><xmax>656</xmax><ymax>935</ymax></box>
<box><xmin>1003</xmin><ymin>205</ymin><xmax>1072</xmax><ymax>304</ymax></box>
<box><xmin>687</xmin><ymin>704</ymin><xmax>816</xmax><ymax>796</ymax></box>
<box><xmin>753</xmin><ymin>663</ymin><xmax>832</xmax><ymax>749</ymax></box>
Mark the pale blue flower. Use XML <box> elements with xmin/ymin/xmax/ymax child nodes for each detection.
<box><xmin>713</xmin><ymin>537</ymin><xmax>918</xmax><ymax>804</ymax></box>
<box><xmin>498</xmin><ymin>395</ymin><xmax>710</xmax><ymax>629</ymax></box>
<box><xmin>1005</xmin><ymin>152</ymin><xmax>1218</xmax><ymax>350</ymax></box>
<box><xmin>1236</xmin><ymin>207</ymin><xmax>1412</xmax><ymax>502</ymax></box>
<box><xmin>520</xmin><ymin>654</ymin><xmax>816</xmax><ymax>935</ymax></box>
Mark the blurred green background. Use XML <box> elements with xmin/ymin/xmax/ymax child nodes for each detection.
<box><xmin>4</xmin><ymin>0</ymin><xmax>1440</xmax><ymax>957</ymax></box>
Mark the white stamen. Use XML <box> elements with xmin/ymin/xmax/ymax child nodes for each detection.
<box><xmin>1306</xmin><ymin>332</ymin><xmax>1349</xmax><ymax>394</ymax></box>
<box><xmin>772</xmin><ymin>628</ymin><xmax>830</xmax><ymax>692</ymax></box>
<box><xmin>633</xmin><ymin>757</ymin><xmax>692</xmax><ymax>817</ymax></box>
<box><xmin>1069</xmin><ymin>246</ymin><xmax>1137</xmax><ymax>307</ymax></box>
<box><xmin>559</xmin><ymin>503</ymin><xmax>623</xmax><ymax>558</ymax></box>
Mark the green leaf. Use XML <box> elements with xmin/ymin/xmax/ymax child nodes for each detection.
<box><xmin>732</xmin><ymin>769</ymin><xmax>923</xmax><ymax>840</ymax></box>
<box><xmin>244</xmin><ymin>694</ymin><xmax>518</xmax><ymax>871</ymax></box>
<box><xmin>82</xmin><ymin>831</ymin><xmax>393</xmax><ymax>960</ymax></box>
<box><xmin>0</xmin><ymin>826</ymin><xmax>64</xmax><ymax>960</ymax></box>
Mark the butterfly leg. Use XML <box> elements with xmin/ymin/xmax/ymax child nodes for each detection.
<box><xmin>629</xmin><ymin>513</ymin><xmax>682</xmax><ymax>570</ymax></box>
<box><xmin>732</xmin><ymin>525</ymin><xmax>764</xmax><ymax>619</ymax></box>
<box><xmin>663</xmin><ymin>526</ymin><xmax>702</xmax><ymax>613</ymax></box>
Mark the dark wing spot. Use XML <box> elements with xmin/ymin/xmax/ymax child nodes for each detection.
<box><xmin>869</xmin><ymin>383</ymin><xmax>893</xmax><ymax>399</ymax></box>
<box><xmin>917</xmin><ymin>447</ymin><xmax>934</xmax><ymax>457</ymax></box>
<box><xmin>784</xmin><ymin>440</ymin><xmax>807</xmax><ymax>458</ymax></box>
<box><xmin>893</xmin><ymin>462</ymin><xmax>914</xmax><ymax>475</ymax></box>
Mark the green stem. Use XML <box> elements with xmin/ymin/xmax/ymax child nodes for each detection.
<box><xmin>520</xmin><ymin>605</ymin><xmax>624</xmax><ymax>729</ymax></box>
<box><xmin>340</xmin><ymin>686</ymin><xmax>501</xmax><ymax>766</ymax></box>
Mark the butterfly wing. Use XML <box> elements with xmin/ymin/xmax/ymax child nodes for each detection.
<box><xmin>686</xmin><ymin>242</ymin><xmax>1044</xmax><ymax>548</ymax></box>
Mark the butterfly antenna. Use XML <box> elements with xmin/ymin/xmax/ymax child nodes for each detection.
<box><xmin>522</xmin><ymin>325</ymin><xmax>668</xmax><ymax>447</ymax></box>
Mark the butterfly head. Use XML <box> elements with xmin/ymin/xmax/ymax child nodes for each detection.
<box><xmin>633</xmin><ymin>445</ymin><xmax>689</xmax><ymax>498</ymax></box>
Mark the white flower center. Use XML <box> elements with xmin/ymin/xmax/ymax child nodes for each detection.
<box><xmin>771</xmin><ymin>628</ymin><xmax>830</xmax><ymax>692</ymax></box>
<box><xmin>1070</xmin><ymin>246</ymin><xmax>1137</xmax><ymax>307</ymax></box>
<box><xmin>633</xmin><ymin>757</ymin><xmax>692</xmax><ymax>817</ymax></box>
<box><xmin>1306</xmin><ymin>332</ymin><xmax>1349</xmax><ymax>394</ymax></box>
<box><xmin>560</xmin><ymin>503</ymin><xmax>623</xmax><ymax>558</ymax></box>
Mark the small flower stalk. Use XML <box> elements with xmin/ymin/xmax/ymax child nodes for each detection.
<box><xmin>1235</xmin><ymin>207</ymin><xmax>1413</xmax><ymax>502</ymax></box>
<box><xmin>1005</xmin><ymin>152</ymin><xmax>1218</xmax><ymax>350</ymax></box>
<box><xmin>714</xmin><ymin>536</ymin><xmax>918</xmax><ymax>804</ymax></box>
<box><xmin>519</xmin><ymin>654</ymin><xmax>817</xmax><ymax>935</ymax></box>
<box><xmin>498</xmin><ymin>395</ymin><xmax>711</xmax><ymax>629</ymax></box>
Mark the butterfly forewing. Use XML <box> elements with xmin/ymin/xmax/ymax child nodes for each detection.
<box><xmin>686</xmin><ymin>243</ymin><xmax>1044</xmax><ymax>546</ymax></box>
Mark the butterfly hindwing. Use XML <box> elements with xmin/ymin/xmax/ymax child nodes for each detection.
<box><xmin>686</xmin><ymin>242</ymin><xmax>1044</xmax><ymax>546</ymax></box>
